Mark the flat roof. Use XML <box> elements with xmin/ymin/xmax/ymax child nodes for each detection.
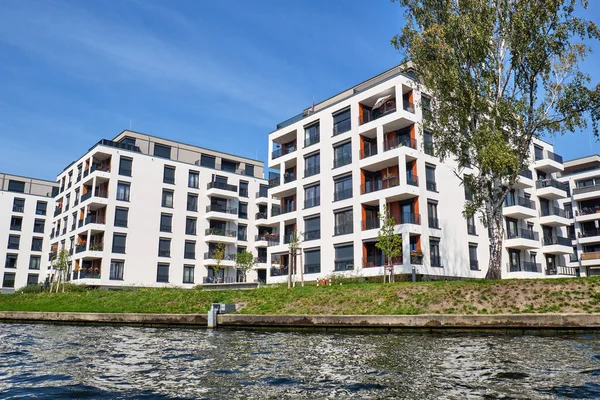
<box><xmin>0</xmin><ymin>171</ymin><xmax>59</xmax><ymax>185</ymax></box>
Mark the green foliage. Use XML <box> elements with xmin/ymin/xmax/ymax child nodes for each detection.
<box><xmin>375</xmin><ymin>206</ymin><xmax>403</xmax><ymax>265</ymax></box>
<box><xmin>392</xmin><ymin>0</ymin><xmax>600</xmax><ymax>279</ymax></box>
<box><xmin>211</xmin><ymin>243</ymin><xmax>226</xmax><ymax>275</ymax></box>
<box><xmin>235</xmin><ymin>250</ymin><xmax>256</xmax><ymax>277</ymax></box>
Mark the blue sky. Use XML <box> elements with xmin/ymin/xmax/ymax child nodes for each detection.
<box><xmin>0</xmin><ymin>0</ymin><xmax>598</xmax><ymax>180</ymax></box>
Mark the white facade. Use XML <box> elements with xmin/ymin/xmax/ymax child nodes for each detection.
<box><xmin>0</xmin><ymin>173</ymin><xmax>57</xmax><ymax>292</ymax></box>
<box><xmin>265</xmin><ymin>65</ymin><xmax>575</xmax><ymax>283</ymax></box>
<box><xmin>48</xmin><ymin>130</ymin><xmax>274</xmax><ymax>288</ymax></box>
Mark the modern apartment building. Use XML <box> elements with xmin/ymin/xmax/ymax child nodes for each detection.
<box><xmin>48</xmin><ymin>130</ymin><xmax>274</xmax><ymax>288</ymax></box>
<box><xmin>0</xmin><ymin>173</ymin><xmax>57</xmax><ymax>292</ymax></box>
<box><xmin>559</xmin><ymin>155</ymin><xmax>600</xmax><ymax>277</ymax></box>
<box><xmin>265</xmin><ymin>65</ymin><xmax>576</xmax><ymax>283</ymax></box>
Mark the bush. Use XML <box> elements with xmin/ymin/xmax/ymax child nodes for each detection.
<box><xmin>16</xmin><ymin>284</ymin><xmax>44</xmax><ymax>294</ymax></box>
<box><xmin>17</xmin><ymin>283</ymin><xmax>94</xmax><ymax>294</ymax></box>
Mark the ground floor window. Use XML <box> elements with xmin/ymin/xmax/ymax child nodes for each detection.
<box><xmin>110</xmin><ymin>260</ymin><xmax>124</xmax><ymax>280</ymax></box>
<box><xmin>183</xmin><ymin>265</ymin><xmax>195</xmax><ymax>284</ymax></box>
<box><xmin>2</xmin><ymin>273</ymin><xmax>16</xmax><ymax>288</ymax></box>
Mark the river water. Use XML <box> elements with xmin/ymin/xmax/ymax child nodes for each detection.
<box><xmin>1</xmin><ymin>324</ymin><xmax>600</xmax><ymax>399</ymax></box>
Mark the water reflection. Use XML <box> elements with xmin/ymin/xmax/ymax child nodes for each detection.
<box><xmin>0</xmin><ymin>324</ymin><xmax>599</xmax><ymax>399</ymax></box>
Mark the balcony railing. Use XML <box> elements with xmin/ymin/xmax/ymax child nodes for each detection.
<box><xmin>334</xmin><ymin>154</ymin><xmax>352</xmax><ymax>169</ymax></box>
<box><xmin>206</xmin><ymin>205</ymin><xmax>237</xmax><ymax>215</ymax></box>
<box><xmin>542</xmin><ymin>236</ymin><xmax>572</xmax><ymax>246</ymax></box>
<box><xmin>546</xmin><ymin>266</ymin><xmax>578</xmax><ymax>276</ymax></box>
<box><xmin>519</xmin><ymin>169</ymin><xmax>533</xmax><ymax>179</ymax></box>
<box><xmin>75</xmin><ymin>244</ymin><xmax>86</xmax><ymax>253</ymax></box>
<box><xmin>573</xmin><ymin>184</ymin><xmax>600</xmax><ymax>195</ymax></box>
<box><xmin>304</xmin><ymin>197</ymin><xmax>320</xmax><ymax>209</ymax></box>
<box><xmin>582</xmin><ymin>251</ymin><xmax>600</xmax><ymax>261</ymax></box>
<box><xmin>536</xmin><ymin>179</ymin><xmax>567</xmax><ymax>191</ymax></box>
<box><xmin>362</xmin><ymin>218</ymin><xmax>380</xmax><ymax>231</ymax></box>
<box><xmin>360</xmin><ymin>145</ymin><xmax>378</xmax><ymax>159</ymax></box>
<box><xmin>384</xmin><ymin>136</ymin><xmax>417</xmax><ymax>151</ymax></box>
<box><xmin>540</xmin><ymin>207</ymin><xmax>569</xmax><ymax>218</ymax></box>
<box><xmin>579</xmin><ymin>228</ymin><xmax>600</xmax><ymax>238</ymax></box>
<box><xmin>256</xmin><ymin>188</ymin><xmax>269</xmax><ymax>198</ymax></box>
<box><xmin>304</xmin><ymin>165</ymin><xmax>320</xmax><ymax>178</ymax></box>
<box><xmin>333</xmin><ymin>119</ymin><xmax>351</xmax><ymax>136</ymax></box>
<box><xmin>334</xmin><ymin>223</ymin><xmax>353</xmax><ymax>236</ymax></box>
<box><xmin>96</xmin><ymin>138</ymin><xmax>141</xmax><ymax>153</ymax></box>
<box><xmin>504</xmin><ymin>195</ymin><xmax>536</xmax><ymax>209</ymax></box>
<box><xmin>284</xmin><ymin>172</ymin><xmax>296</xmax><ymax>183</ymax></box>
<box><xmin>407</xmin><ymin>173</ymin><xmax>419</xmax><ymax>187</ymax></box>
<box><xmin>54</xmin><ymin>208</ymin><xmax>62</xmax><ymax>217</ymax></box>
<box><xmin>205</xmin><ymin>228</ymin><xmax>237</xmax><ymax>238</ymax></box>
<box><xmin>269</xmin><ymin>176</ymin><xmax>280</xmax><ymax>188</ymax></box>
<box><xmin>272</xmin><ymin>144</ymin><xmax>296</xmax><ymax>159</ymax></box>
<box><xmin>256</xmin><ymin>211</ymin><xmax>267</xmax><ymax>220</ymax></box>
<box><xmin>389</xmin><ymin>211</ymin><xmax>421</xmax><ymax>225</ymax></box>
<box><xmin>410</xmin><ymin>254</ymin><xmax>423</xmax><ymax>264</ymax></box>
<box><xmin>428</xmin><ymin>217</ymin><xmax>440</xmax><ymax>229</ymax></box>
<box><xmin>334</xmin><ymin>260</ymin><xmax>355</xmax><ymax>271</ymax></box>
<box><xmin>359</xmin><ymin>100</ymin><xmax>397</xmax><ymax>125</ymax></box>
<box><xmin>403</xmin><ymin>100</ymin><xmax>415</xmax><ymax>113</ymax></box>
<box><xmin>334</xmin><ymin>188</ymin><xmax>352</xmax><ymax>201</ymax></box>
<box><xmin>255</xmin><ymin>233</ymin><xmax>278</xmax><ymax>243</ymax></box>
<box><xmin>207</xmin><ymin>182</ymin><xmax>238</xmax><ymax>192</ymax></box>
<box><xmin>304</xmin><ymin>230</ymin><xmax>321</xmax><ymax>241</ymax></box>
<box><xmin>79</xmin><ymin>269</ymin><xmax>101</xmax><ymax>279</ymax></box>
<box><xmin>363</xmin><ymin>255</ymin><xmax>383</xmax><ymax>268</ymax></box>
<box><xmin>506</xmin><ymin>229</ymin><xmax>539</xmax><ymax>241</ymax></box>
<box><xmin>85</xmin><ymin>215</ymin><xmax>106</xmax><ymax>225</ymax></box>
<box><xmin>282</xmin><ymin>203</ymin><xmax>296</xmax><ymax>214</ymax></box>
<box><xmin>81</xmin><ymin>192</ymin><xmax>92</xmax><ymax>202</ymax></box>
<box><xmin>204</xmin><ymin>252</ymin><xmax>236</xmax><ymax>261</ymax></box>
<box><xmin>509</xmin><ymin>262</ymin><xmax>542</xmax><ymax>272</ymax></box>
<box><xmin>361</xmin><ymin>177</ymin><xmax>400</xmax><ymax>194</ymax></box>
<box><xmin>271</xmin><ymin>206</ymin><xmax>281</xmax><ymax>217</ymax></box>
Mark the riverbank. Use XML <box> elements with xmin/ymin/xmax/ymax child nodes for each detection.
<box><xmin>1</xmin><ymin>277</ymin><xmax>600</xmax><ymax>315</ymax></box>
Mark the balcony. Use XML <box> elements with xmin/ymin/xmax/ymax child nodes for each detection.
<box><xmin>268</xmin><ymin>174</ymin><xmax>281</xmax><ymax>188</ymax></box>
<box><xmin>255</xmin><ymin>233</ymin><xmax>279</xmax><ymax>246</ymax></box>
<box><xmin>203</xmin><ymin>252</ymin><xmax>236</xmax><ymax>266</ymax></box>
<box><xmin>384</xmin><ymin>137</ymin><xmax>417</xmax><ymax>152</ymax></box>
<box><xmin>508</xmin><ymin>261</ymin><xmax>542</xmax><ymax>273</ymax></box>
<box><xmin>361</xmin><ymin>177</ymin><xmax>399</xmax><ymax>195</ymax></box>
<box><xmin>504</xmin><ymin>229</ymin><xmax>540</xmax><ymax>249</ymax></box>
<box><xmin>272</xmin><ymin>143</ymin><xmax>296</xmax><ymax>160</ymax></box>
<box><xmin>535</xmin><ymin>179</ymin><xmax>568</xmax><ymax>200</ymax></box>
<box><xmin>545</xmin><ymin>266</ymin><xmax>578</xmax><ymax>276</ymax></box>
<box><xmin>54</xmin><ymin>208</ymin><xmax>62</xmax><ymax>217</ymax></box>
<box><xmin>503</xmin><ymin>196</ymin><xmax>537</xmax><ymax>219</ymax></box>
<box><xmin>533</xmin><ymin>150</ymin><xmax>564</xmax><ymax>173</ymax></box>
<box><xmin>360</xmin><ymin>145</ymin><xmax>378</xmax><ymax>160</ymax></box>
<box><xmin>407</xmin><ymin>173</ymin><xmax>419</xmax><ymax>187</ymax></box>
<box><xmin>207</xmin><ymin>182</ymin><xmax>237</xmax><ymax>192</ymax></box>
<box><xmin>539</xmin><ymin>207</ymin><xmax>572</xmax><ymax>226</ymax></box>
<box><xmin>75</xmin><ymin>244</ymin><xmax>86</xmax><ymax>254</ymax></box>
<box><xmin>390</xmin><ymin>211</ymin><xmax>421</xmax><ymax>226</ymax></box>
<box><xmin>578</xmin><ymin>228</ymin><xmax>600</xmax><ymax>244</ymax></box>
<box><xmin>542</xmin><ymin>236</ymin><xmax>573</xmax><ymax>254</ymax></box>
<box><xmin>581</xmin><ymin>252</ymin><xmax>600</xmax><ymax>266</ymax></box>
<box><xmin>284</xmin><ymin>172</ymin><xmax>297</xmax><ymax>184</ymax></box>
<box><xmin>78</xmin><ymin>269</ymin><xmax>101</xmax><ymax>280</ymax></box>
<box><xmin>255</xmin><ymin>211</ymin><xmax>268</xmax><ymax>222</ymax></box>
<box><xmin>573</xmin><ymin>184</ymin><xmax>600</xmax><ymax>201</ymax></box>
<box><xmin>85</xmin><ymin>215</ymin><xmax>106</xmax><ymax>225</ymax></box>
<box><xmin>281</xmin><ymin>203</ymin><xmax>296</xmax><ymax>214</ymax></box>
<box><xmin>206</xmin><ymin>205</ymin><xmax>238</xmax><ymax>221</ymax></box>
<box><xmin>403</xmin><ymin>100</ymin><xmax>415</xmax><ymax>113</ymax></box>
<box><xmin>514</xmin><ymin>169</ymin><xmax>534</xmax><ymax>189</ymax></box>
<box><xmin>362</xmin><ymin>218</ymin><xmax>380</xmax><ymax>231</ymax></box>
<box><xmin>204</xmin><ymin>228</ymin><xmax>238</xmax><ymax>243</ymax></box>
<box><xmin>81</xmin><ymin>191</ymin><xmax>92</xmax><ymax>202</ymax></box>
<box><xmin>270</xmin><ymin>265</ymin><xmax>289</xmax><ymax>276</ymax></box>
<box><xmin>359</xmin><ymin>98</ymin><xmax>397</xmax><ymax>125</ymax></box>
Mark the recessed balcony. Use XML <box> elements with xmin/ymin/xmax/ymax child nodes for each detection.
<box><xmin>204</xmin><ymin>228</ymin><xmax>238</xmax><ymax>244</ymax></box>
<box><xmin>578</xmin><ymin>228</ymin><xmax>600</xmax><ymax>245</ymax></box>
<box><xmin>206</xmin><ymin>182</ymin><xmax>239</xmax><ymax>198</ymax></box>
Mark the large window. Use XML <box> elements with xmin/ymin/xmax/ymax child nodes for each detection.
<box><xmin>334</xmin><ymin>209</ymin><xmax>353</xmax><ymax>235</ymax></box>
<box><xmin>112</xmin><ymin>234</ymin><xmax>127</xmax><ymax>254</ymax></box>
<box><xmin>8</xmin><ymin>235</ymin><xmax>20</xmax><ymax>250</ymax></box>
<box><xmin>10</xmin><ymin>216</ymin><xmax>22</xmax><ymax>231</ymax></box>
<box><xmin>427</xmin><ymin>201</ymin><xmax>439</xmax><ymax>229</ymax></box>
<box><xmin>162</xmin><ymin>190</ymin><xmax>174</xmax><ymax>208</ymax></box>
<box><xmin>221</xmin><ymin>160</ymin><xmax>237</xmax><ymax>173</ymax></box>
<box><xmin>426</xmin><ymin>164</ymin><xmax>437</xmax><ymax>192</ymax></box>
<box><xmin>156</xmin><ymin>263</ymin><xmax>170</xmax><ymax>283</ymax></box>
<box><xmin>13</xmin><ymin>198</ymin><xmax>25</xmax><ymax>213</ymax></box>
<box><xmin>186</xmin><ymin>217</ymin><xmax>197</xmax><ymax>235</ymax></box>
<box><xmin>304</xmin><ymin>185</ymin><xmax>320</xmax><ymax>209</ymax></box>
<box><xmin>33</xmin><ymin>219</ymin><xmax>45</xmax><ymax>233</ymax></box>
<box><xmin>333</xmin><ymin>107</ymin><xmax>351</xmax><ymax>135</ymax></box>
<box><xmin>158</xmin><ymin>238</ymin><xmax>171</xmax><ymax>257</ymax></box>
<box><xmin>183</xmin><ymin>265</ymin><xmax>195</xmax><ymax>284</ymax></box>
<box><xmin>36</xmin><ymin>201</ymin><xmax>47</xmax><ymax>216</ymax></box>
<box><xmin>200</xmin><ymin>154</ymin><xmax>216</xmax><ymax>169</ymax></box>
<box><xmin>154</xmin><ymin>143</ymin><xmax>172</xmax><ymax>159</ymax></box>
<box><xmin>430</xmin><ymin>237</ymin><xmax>441</xmax><ymax>267</ymax></box>
<box><xmin>110</xmin><ymin>260</ymin><xmax>124</xmax><ymax>280</ymax></box>
<box><xmin>239</xmin><ymin>181</ymin><xmax>248</xmax><ymax>197</ymax></box>
<box><xmin>160</xmin><ymin>214</ymin><xmax>173</xmax><ymax>232</ymax></box>
<box><xmin>2</xmin><ymin>273</ymin><xmax>15</xmax><ymax>288</ymax></box>
<box><xmin>119</xmin><ymin>157</ymin><xmax>132</xmax><ymax>176</ymax></box>
<box><xmin>334</xmin><ymin>175</ymin><xmax>352</xmax><ymax>201</ymax></box>
<box><xmin>29</xmin><ymin>255</ymin><xmax>41</xmax><ymax>270</ymax></box>
<box><xmin>184</xmin><ymin>241</ymin><xmax>196</xmax><ymax>259</ymax></box>
<box><xmin>304</xmin><ymin>153</ymin><xmax>320</xmax><ymax>178</ymax></box>
<box><xmin>469</xmin><ymin>244</ymin><xmax>479</xmax><ymax>270</ymax></box>
<box><xmin>237</xmin><ymin>224</ymin><xmax>247</xmax><ymax>241</ymax></box>
<box><xmin>5</xmin><ymin>254</ymin><xmax>17</xmax><ymax>269</ymax></box>
<box><xmin>467</xmin><ymin>215</ymin><xmax>477</xmax><ymax>235</ymax></box>
<box><xmin>304</xmin><ymin>249</ymin><xmax>321</xmax><ymax>274</ymax></box>
<box><xmin>304</xmin><ymin>216</ymin><xmax>320</xmax><ymax>241</ymax></box>
<box><xmin>7</xmin><ymin>180</ymin><xmax>25</xmax><ymax>193</ymax></box>
<box><xmin>239</xmin><ymin>202</ymin><xmax>248</xmax><ymax>219</ymax></box>
<box><xmin>333</xmin><ymin>142</ymin><xmax>352</xmax><ymax>168</ymax></box>
<box><xmin>423</xmin><ymin>131</ymin><xmax>433</xmax><ymax>155</ymax></box>
<box><xmin>31</xmin><ymin>237</ymin><xmax>43</xmax><ymax>252</ymax></box>
<box><xmin>116</xmin><ymin>182</ymin><xmax>130</xmax><ymax>201</ymax></box>
<box><xmin>27</xmin><ymin>274</ymin><xmax>39</xmax><ymax>286</ymax></box>
<box><xmin>114</xmin><ymin>207</ymin><xmax>129</xmax><ymax>228</ymax></box>
<box><xmin>245</xmin><ymin>164</ymin><xmax>254</xmax><ymax>177</ymax></box>
<box><xmin>187</xmin><ymin>193</ymin><xmax>198</xmax><ymax>212</ymax></box>
<box><xmin>304</xmin><ymin>122</ymin><xmax>320</xmax><ymax>147</ymax></box>
<box><xmin>335</xmin><ymin>244</ymin><xmax>354</xmax><ymax>271</ymax></box>
<box><xmin>163</xmin><ymin>166</ymin><xmax>176</xmax><ymax>184</ymax></box>
<box><xmin>188</xmin><ymin>171</ymin><xmax>199</xmax><ymax>189</ymax></box>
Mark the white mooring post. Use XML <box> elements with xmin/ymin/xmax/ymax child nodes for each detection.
<box><xmin>207</xmin><ymin>304</ymin><xmax>219</xmax><ymax>328</ymax></box>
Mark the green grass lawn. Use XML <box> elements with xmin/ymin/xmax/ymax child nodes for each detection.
<box><xmin>1</xmin><ymin>277</ymin><xmax>600</xmax><ymax>315</ymax></box>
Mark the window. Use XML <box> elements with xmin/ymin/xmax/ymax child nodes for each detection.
<box><xmin>188</xmin><ymin>171</ymin><xmax>199</xmax><ymax>188</ymax></box>
<box><xmin>110</xmin><ymin>260</ymin><xmax>124</xmax><ymax>280</ymax></box>
<box><xmin>7</xmin><ymin>235</ymin><xmax>20</xmax><ymax>250</ymax></box>
<box><xmin>2</xmin><ymin>273</ymin><xmax>15</xmax><ymax>288</ymax></box>
<box><xmin>426</xmin><ymin>165</ymin><xmax>437</xmax><ymax>191</ymax></box>
<box><xmin>187</xmin><ymin>193</ymin><xmax>198</xmax><ymax>212</ymax></box>
<box><xmin>7</xmin><ymin>180</ymin><xmax>25</xmax><ymax>193</ymax></box>
<box><xmin>5</xmin><ymin>254</ymin><xmax>17</xmax><ymax>269</ymax></box>
<box><xmin>154</xmin><ymin>143</ymin><xmax>171</xmax><ymax>159</ymax></box>
<box><xmin>221</xmin><ymin>160</ymin><xmax>237</xmax><ymax>173</ymax></box>
<box><xmin>112</xmin><ymin>234</ymin><xmax>127</xmax><ymax>254</ymax></box>
<box><xmin>334</xmin><ymin>208</ymin><xmax>353</xmax><ymax>235</ymax></box>
<box><xmin>304</xmin><ymin>185</ymin><xmax>320</xmax><ymax>209</ymax></box>
<box><xmin>304</xmin><ymin>122</ymin><xmax>320</xmax><ymax>147</ymax></box>
<box><xmin>333</xmin><ymin>142</ymin><xmax>352</xmax><ymax>168</ymax></box>
<box><xmin>335</xmin><ymin>244</ymin><xmax>354</xmax><ymax>271</ymax></box>
<box><xmin>239</xmin><ymin>181</ymin><xmax>248</xmax><ymax>197</ymax></box>
<box><xmin>185</xmin><ymin>217</ymin><xmax>197</xmax><ymax>235</ymax></box>
<box><xmin>467</xmin><ymin>215</ymin><xmax>477</xmax><ymax>235</ymax></box>
<box><xmin>200</xmin><ymin>154</ymin><xmax>216</xmax><ymax>169</ymax></box>
<box><xmin>10</xmin><ymin>216</ymin><xmax>22</xmax><ymax>231</ymax></box>
<box><xmin>428</xmin><ymin>201</ymin><xmax>439</xmax><ymax>229</ymax></box>
<box><xmin>160</xmin><ymin>214</ymin><xmax>173</xmax><ymax>232</ymax></box>
<box><xmin>469</xmin><ymin>244</ymin><xmax>479</xmax><ymax>270</ymax></box>
<box><xmin>184</xmin><ymin>241</ymin><xmax>196</xmax><ymax>259</ymax></box>
<box><xmin>430</xmin><ymin>237</ymin><xmax>441</xmax><ymax>267</ymax></box>
<box><xmin>27</xmin><ymin>274</ymin><xmax>39</xmax><ymax>286</ymax></box>
<box><xmin>237</xmin><ymin>224</ymin><xmax>247</xmax><ymax>241</ymax></box>
<box><xmin>157</xmin><ymin>263</ymin><xmax>169</xmax><ymax>283</ymax></box>
<box><xmin>119</xmin><ymin>157</ymin><xmax>132</xmax><ymax>176</ymax></box>
<box><xmin>162</xmin><ymin>190</ymin><xmax>174</xmax><ymax>208</ymax></box>
<box><xmin>29</xmin><ymin>255</ymin><xmax>41</xmax><ymax>270</ymax></box>
<box><xmin>183</xmin><ymin>265</ymin><xmax>195</xmax><ymax>284</ymax></box>
<box><xmin>116</xmin><ymin>182</ymin><xmax>130</xmax><ymax>201</ymax></box>
<box><xmin>304</xmin><ymin>153</ymin><xmax>320</xmax><ymax>178</ymax></box>
<box><xmin>36</xmin><ymin>201</ymin><xmax>47</xmax><ymax>216</ymax></box>
<box><xmin>424</xmin><ymin>131</ymin><xmax>433</xmax><ymax>155</ymax></box>
<box><xmin>333</xmin><ymin>108</ymin><xmax>351</xmax><ymax>135</ymax></box>
<box><xmin>33</xmin><ymin>219</ymin><xmax>45</xmax><ymax>233</ymax></box>
<box><xmin>239</xmin><ymin>202</ymin><xmax>248</xmax><ymax>219</ymax></box>
<box><xmin>422</xmin><ymin>96</ymin><xmax>431</xmax><ymax>118</ymax></box>
<box><xmin>334</xmin><ymin>175</ymin><xmax>352</xmax><ymax>201</ymax></box>
<box><xmin>13</xmin><ymin>198</ymin><xmax>25</xmax><ymax>213</ymax></box>
<box><xmin>534</xmin><ymin>145</ymin><xmax>544</xmax><ymax>161</ymax></box>
<box><xmin>119</xmin><ymin>136</ymin><xmax>137</xmax><ymax>147</ymax></box>
<box><xmin>245</xmin><ymin>164</ymin><xmax>254</xmax><ymax>177</ymax></box>
<box><xmin>158</xmin><ymin>238</ymin><xmax>171</xmax><ymax>257</ymax></box>
<box><xmin>114</xmin><ymin>207</ymin><xmax>129</xmax><ymax>228</ymax></box>
<box><xmin>304</xmin><ymin>249</ymin><xmax>321</xmax><ymax>274</ymax></box>
<box><xmin>163</xmin><ymin>166</ymin><xmax>176</xmax><ymax>184</ymax></box>
<box><xmin>31</xmin><ymin>237</ymin><xmax>43</xmax><ymax>252</ymax></box>
<box><xmin>304</xmin><ymin>216</ymin><xmax>320</xmax><ymax>241</ymax></box>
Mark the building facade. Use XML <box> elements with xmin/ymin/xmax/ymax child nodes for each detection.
<box><xmin>265</xmin><ymin>65</ymin><xmax>576</xmax><ymax>283</ymax></box>
<box><xmin>0</xmin><ymin>173</ymin><xmax>57</xmax><ymax>292</ymax></box>
<box><xmin>48</xmin><ymin>130</ymin><xmax>274</xmax><ymax>288</ymax></box>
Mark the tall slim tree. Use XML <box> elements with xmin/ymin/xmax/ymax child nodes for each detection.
<box><xmin>51</xmin><ymin>248</ymin><xmax>70</xmax><ymax>293</ymax></box>
<box><xmin>211</xmin><ymin>243</ymin><xmax>226</xmax><ymax>282</ymax></box>
<box><xmin>235</xmin><ymin>250</ymin><xmax>256</xmax><ymax>282</ymax></box>
<box><xmin>376</xmin><ymin>206</ymin><xmax>403</xmax><ymax>283</ymax></box>
<box><xmin>393</xmin><ymin>0</ymin><xmax>600</xmax><ymax>279</ymax></box>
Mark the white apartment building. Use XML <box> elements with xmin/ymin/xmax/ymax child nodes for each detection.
<box><xmin>48</xmin><ymin>130</ymin><xmax>274</xmax><ymax>288</ymax></box>
<box><xmin>265</xmin><ymin>65</ymin><xmax>576</xmax><ymax>283</ymax></box>
<box><xmin>0</xmin><ymin>173</ymin><xmax>57</xmax><ymax>292</ymax></box>
<box><xmin>559</xmin><ymin>155</ymin><xmax>600</xmax><ymax>277</ymax></box>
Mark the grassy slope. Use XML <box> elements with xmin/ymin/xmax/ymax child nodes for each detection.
<box><xmin>1</xmin><ymin>277</ymin><xmax>600</xmax><ymax>315</ymax></box>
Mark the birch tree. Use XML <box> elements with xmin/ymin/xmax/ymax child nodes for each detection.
<box><xmin>376</xmin><ymin>206</ymin><xmax>403</xmax><ymax>283</ymax></box>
